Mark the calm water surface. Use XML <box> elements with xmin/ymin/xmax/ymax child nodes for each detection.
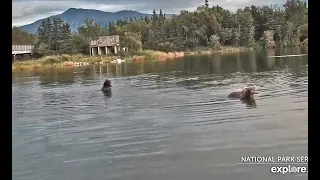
<box><xmin>12</xmin><ymin>48</ymin><xmax>308</xmax><ymax>180</ymax></box>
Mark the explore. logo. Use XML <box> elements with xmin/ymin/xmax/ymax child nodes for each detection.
<box><xmin>270</xmin><ymin>165</ymin><xmax>308</xmax><ymax>174</ymax></box>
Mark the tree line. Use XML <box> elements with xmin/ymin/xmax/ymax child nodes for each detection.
<box><xmin>12</xmin><ymin>27</ymin><xmax>36</xmax><ymax>45</ymax></box>
<box><xmin>12</xmin><ymin>0</ymin><xmax>308</xmax><ymax>56</ymax></box>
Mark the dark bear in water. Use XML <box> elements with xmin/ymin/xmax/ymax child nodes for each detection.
<box><xmin>242</xmin><ymin>96</ymin><xmax>257</xmax><ymax>108</ymax></box>
<box><xmin>228</xmin><ymin>86</ymin><xmax>257</xmax><ymax>108</ymax></box>
<box><xmin>101</xmin><ymin>79</ymin><xmax>112</xmax><ymax>94</ymax></box>
<box><xmin>228</xmin><ymin>86</ymin><xmax>256</xmax><ymax>100</ymax></box>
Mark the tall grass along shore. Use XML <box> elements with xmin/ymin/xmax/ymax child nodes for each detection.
<box><xmin>12</xmin><ymin>46</ymin><xmax>252</xmax><ymax>72</ymax></box>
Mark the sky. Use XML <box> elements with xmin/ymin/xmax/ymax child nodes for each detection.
<box><xmin>12</xmin><ymin>0</ymin><xmax>287</xmax><ymax>27</ymax></box>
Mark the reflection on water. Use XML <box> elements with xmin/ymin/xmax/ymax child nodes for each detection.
<box><xmin>241</xmin><ymin>98</ymin><xmax>257</xmax><ymax>108</ymax></box>
<box><xmin>13</xmin><ymin>48</ymin><xmax>308</xmax><ymax>180</ymax></box>
<box><xmin>13</xmin><ymin>48</ymin><xmax>308</xmax><ymax>80</ymax></box>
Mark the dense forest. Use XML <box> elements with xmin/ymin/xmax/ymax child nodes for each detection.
<box><xmin>12</xmin><ymin>0</ymin><xmax>308</xmax><ymax>56</ymax></box>
<box><xmin>12</xmin><ymin>27</ymin><xmax>36</xmax><ymax>45</ymax></box>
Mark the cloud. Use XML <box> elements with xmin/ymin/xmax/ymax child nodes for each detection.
<box><xmin>12</xmin><ymin>0</ymin><xmax>286</xmax><ymax>27</ymax></box>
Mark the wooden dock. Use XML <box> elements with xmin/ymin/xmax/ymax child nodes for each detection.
<box><xmin>12</xmin><ymin>45</ymin><xmax>34</xmax><ymax>62</ymax></box>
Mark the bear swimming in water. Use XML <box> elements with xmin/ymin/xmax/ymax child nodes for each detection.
<box><xmin>228</xmin><ymin>86</ymin><xmax>256</xmax><ymax>100</ymax></box>
<box><xmin>228</xmin><ymin>86</ymin><xmax>257</xmax><ymax>108</ymax></box>
<box><xmin>101</xmin><ymin>79</ymin><xmax>112</xmax><ymax>95</ymax></box>
<box><xmin>241</xmin><ymin>96</ymin><xmax>257</xmax><ymax>108</ymax></box>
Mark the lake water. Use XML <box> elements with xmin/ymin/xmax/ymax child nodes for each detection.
<box><xmin>12</xmin><ymin>48</ymin><xmax>308</xmax><ymax>180</ymax></box>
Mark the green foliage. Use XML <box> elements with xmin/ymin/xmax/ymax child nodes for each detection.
<box><xmin>71</xmin><ymin>33</ymin><xmax>90</xmax><ymax>54</ymax></box>
<box><xmin>32</xmin><ymin>43</ymin><xmax>53</xmax><ymax>56</ymax></box>
<box><xmin>42</xmin><ymin>57</ymin><xmax>60</xmax><ymax>65</ymax></box>
<box><xmin>135</xmin><ymin>50</ymin><xmax>158</xmax><ymax>60</ymax></box>
<box><xmin>205</xmin><ymin>0</ymin><xmax>209</xmax><ymax>8</ymax></box>
<box><xmin>282</xmin><ymin>21</ymin><xmax>301</xmax><ymax>47</ymax></box>
<box><xmin>261</xmin><ymin>30</ymin><xmax>276</xmax><ymax>49</ymax></box>
<box><xmin>22</xmin><ymin>0</ymin><xmax>307</xmax><ymax>57</ymax></box>
<box><xmin>12</xmin><ymin>27</ymin><xmax>36</xmax><ymax>45</ymax></box>
<box><xmin>209</xmin><ymin>34</ymin><xmax>221</xmax><ymax>49</ymax></box>
<box><xmin>121</xmin><ymin>32</ymin><xmax>143</xmax><ymax>53</ymax></box>
<box><xmin>33</xmin><ymin>17</ymin><xmax>73</xmax><ymax>56</ymax></box>
<box><xmin>78</xmin><ymin>18</ymin><xmax>103</xmax><ymax>41</ymax></box>
<box><xmin>237</xmin><ymin>10</ymin><xmax>255</xmax><ymax>46</ymax></box>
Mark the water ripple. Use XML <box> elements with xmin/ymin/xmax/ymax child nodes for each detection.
<box><xmin>13</xmin><ymin>52</ymin><xmax>308</xmax><ymax>180</ymax></box>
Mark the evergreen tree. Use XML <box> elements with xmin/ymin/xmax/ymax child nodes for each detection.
<box><xmin>205</xmin><ymin>0</ymin><xmax>209</xmax><ymax>8</ymax></box>
<box><xmin>30</xmin><ymin>0</ymin><xmax>308</xmax><ymax>56</ymax></box>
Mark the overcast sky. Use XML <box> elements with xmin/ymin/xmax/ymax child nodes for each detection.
<box><xmin>13</xmin><ymin>0</ymin><xmax>287</xmax><ymax>27</ymax></box>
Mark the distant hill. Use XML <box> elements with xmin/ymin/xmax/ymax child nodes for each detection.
<box><xmin>17</xmin><ymin>8</ymin><xmax>175</xmax><ymax>34</ymax></box>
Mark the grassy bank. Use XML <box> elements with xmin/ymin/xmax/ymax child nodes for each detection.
<box><xmin>12</xmin><ymin>46</ymin><xmax>252</xmax><ymax>72</ymax></box>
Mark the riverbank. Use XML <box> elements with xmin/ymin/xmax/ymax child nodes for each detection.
<box><xmin>12</xmin><ymin>46</ymin><xmax>252</xmax><ymax>72</ymax></box>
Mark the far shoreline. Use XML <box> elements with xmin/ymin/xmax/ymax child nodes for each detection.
<box><xmin>12</xmin><ymin>46</ymin><xmax>254</xmax><ymax>72</ymax></box>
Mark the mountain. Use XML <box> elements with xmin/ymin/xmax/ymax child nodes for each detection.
<box><xmin>17</xmin><ymin>8</ymin><xmax>174</xmax><ymax>34</ymax></box>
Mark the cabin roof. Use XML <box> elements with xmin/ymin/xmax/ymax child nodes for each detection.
<box><xmin>90</xmin><ymin>35</ymin><xmax>120</xmax><ymax>47</ymax></box>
